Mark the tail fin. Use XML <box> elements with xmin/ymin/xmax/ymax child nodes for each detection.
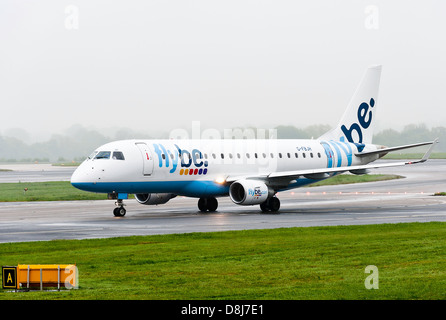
<box><xmin>319</xmin><ymin>65</ymin><xmax>382</xmax><ymax>144</ymax></box>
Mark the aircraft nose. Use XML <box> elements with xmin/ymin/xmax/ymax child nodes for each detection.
<box><xmin>70</xmin><ymin>164</ymin><xmax>90</xmax><ymax>190</ymax></box>
<box><xmin>70</xmin><ymin>167</ymin><xmax>81</xmax><ymax>184</ymax></box>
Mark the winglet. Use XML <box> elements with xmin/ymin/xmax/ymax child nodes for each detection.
<box><xmin>419</xmin><ymin>138</ymin><xmax>439</xmax><ymax>163</ymax></box>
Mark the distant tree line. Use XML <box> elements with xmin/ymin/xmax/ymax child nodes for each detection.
<box><xmin>0</xmin><ymin>124</ymin><xmax>444</xmax><ymax>162</ymax></box>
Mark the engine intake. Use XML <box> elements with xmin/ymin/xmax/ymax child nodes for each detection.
<box><xmin>135</xmin><ymin>193</ymin><xmax>176</xmax><ymax>205</ymax></box>
<box><xmin>229</xmin><ymin>179</ymin><xmax>273</xmax><ymax>205</ymax></box>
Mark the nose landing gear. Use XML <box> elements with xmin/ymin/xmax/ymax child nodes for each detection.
<box><xmin>113</xmin><ymin>199</ymin><xmax>126</xmax><ymax>217</ymax></box>
<box><xmin>108</xmin><ymin>193</ymin><xmax>128</xmax><ymax>217</ymax></box>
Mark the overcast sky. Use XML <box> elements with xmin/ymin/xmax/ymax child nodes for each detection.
<box><xmin>1</xmin><ymin>0</ymin><xmax>445</xmax><ymax>141</ymax></box>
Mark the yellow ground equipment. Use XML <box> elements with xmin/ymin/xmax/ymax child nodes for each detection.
<box><xmin>2</xmin><ymin>264</ymin><xmax>78</xmax><ymax>290</ymax></box>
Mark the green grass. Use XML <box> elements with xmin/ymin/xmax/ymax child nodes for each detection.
<box><xmin>0</xmin><ymin>222</ymin><xmax>445</xmax><ymax>300</ymax></box>
<box><xmin>0</xmin><ymin>181</ymin><xmax>107</xmax><ymax>202</ymax></box>
<box><xmin>383</xmin><ymin>152</ymin><xmax>446</xmax><ymax>159</ymax></box>
<box><xmin>309</xmin><ymin>174</ymin><xmax>403</xmax><ymax>187</ymax></box>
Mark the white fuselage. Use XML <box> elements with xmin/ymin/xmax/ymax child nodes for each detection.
<box><xmin>70</xmin><ymin>138</ymin><xmax>376</xmax><ymax>198</ymax></box>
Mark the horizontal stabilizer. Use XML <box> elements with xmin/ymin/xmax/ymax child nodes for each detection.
<box><xmin>356</xmin><ymin>139</ymin><xmax>439</xmax><ymax>158</ymax></box>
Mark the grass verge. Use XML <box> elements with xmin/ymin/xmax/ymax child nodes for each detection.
<box><xmin>309</xmin><ymin>174</ymin><xmax>403</xmax><ymax>187</ymax></box>
<box><xmin>0</xmin><ymin>181</ymin><xmax>107</xmax><ymax>202</ymax></box>
<box><xmin>383</xmin><ymin>152</ymin><xmax>446</xmax><ymax>159</ymax></box>
<box><xmin>0</xmin><ymin>222</ymin><xmax>445</xmax><ymax>300</ymax></box>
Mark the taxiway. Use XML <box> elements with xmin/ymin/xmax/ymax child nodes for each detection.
<box><xmin>0</xmin><ymin>160</ymin><xmax>445</xmax><ymax>243</ymax></box>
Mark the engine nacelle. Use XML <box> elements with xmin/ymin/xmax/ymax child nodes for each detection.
<box><xmin>229</xmin><ymin>179</ymin><xmax>273</xmax><ymax>205</ymax></box>
<box><xmin>135</xmin><ymin>193</ymin><xmax>176</xmax><ymax>205</ymax></box>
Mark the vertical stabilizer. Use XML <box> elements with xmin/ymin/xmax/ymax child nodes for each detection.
<box><xmin>319</xmin><ymin>65</ymin><xmax>382</xmax><ymax>144</ymax></box>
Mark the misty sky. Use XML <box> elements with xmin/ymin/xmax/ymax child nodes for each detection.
<box><xmin>1</xmin><ymin>0</ymin><xmax>445</xmax><ymax>142</ymax></box>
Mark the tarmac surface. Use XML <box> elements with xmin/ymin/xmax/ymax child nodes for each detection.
<box><xmin>0</xmin><ymin>160</ymin><xmax>445</xmax><ymax>243</ymax></box>
<box><xmin>0</xmin><ymin>163</ymin><xmax>75</xmax><ymax>183</ymax></box>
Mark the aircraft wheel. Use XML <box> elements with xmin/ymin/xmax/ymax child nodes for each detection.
<box><xmin>198</xmin><ymin>198</ymin><xmax>207</xmax><ymax>212</ymax></box>
<box><xmin>207</xmin><ymin>197</ymin><xmax>218</xmax><ymax>212</ymax></box>
<box><xmin>260</xmin><ymin>201</ymin><xmax>269</xmax><ymax>212</ymax></box>
<box><xmin>260</xmin><ymin>197</ymin><xmax>280</xmax><ymax>213</ymax></box>
<box><xmin>268</xmin><ymin>197</ymin><xmax>280</xmax><ymax>212</ymax></box>
<box><xmin>198</xmin><ymin>197</ymin><xmax>218</xmax><ymax>212</ymax></box>
<box><xmin>113</xmin><ymin>207</ymin><xmax>126</xmax><ymax>217</ymax></box>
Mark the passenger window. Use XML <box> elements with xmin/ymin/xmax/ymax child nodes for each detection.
<box><xmin>95</xmin><ymin>151</ymin><xmax>111</xmax><ymax>160</ymax></box>
<box><xmin>112</xmin><ymin>151</ymin><xmax>125</xmax><ymax>160</ymax></box>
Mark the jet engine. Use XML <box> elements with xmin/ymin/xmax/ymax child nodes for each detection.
<box><xmin>135</xmin><ymin>193</ymin><xmax>176</xmax><ymax>205</ymax></box>
<box><xmin>229</xmin><ymin>179</ymin><xmax>273</xmax><ymax>205</ymax></box>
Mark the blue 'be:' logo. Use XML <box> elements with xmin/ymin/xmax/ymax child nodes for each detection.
<box><xmin>341</xmin><ymin>98</ymin><xmax>375</xmax><ymax>143</ymax></box>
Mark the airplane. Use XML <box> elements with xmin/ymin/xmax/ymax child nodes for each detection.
<box><xmin>71</xmin><ymin>65</ymin><xmax>438</xmax><ymax>217</ymax></box>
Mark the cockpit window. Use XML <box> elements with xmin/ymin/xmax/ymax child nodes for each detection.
<box><xmin>112</xmin><ymin>151</ymin><xmax>125</xmax><ymax>160</ymax></box>
<box><xmin>88</xmin><ymin>151</ymin><xmax>98</xmax><ymax>159</ymax></box>
<box><xmin>94</xmin><ymin>151</ymin><xmax>111</xmax><ymax>160</ymax></box>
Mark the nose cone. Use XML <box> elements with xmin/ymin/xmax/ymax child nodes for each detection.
<box><xmin>70</xmin><ymin>163</ymin><xmax>90</xmax><ymax>191</ymax></box>
<box><xmin>70</xmin><ymin>167</ymin><xmax>81</xmax><ymax>184</ymax></box>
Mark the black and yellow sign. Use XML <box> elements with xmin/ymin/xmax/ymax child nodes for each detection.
<box><xmin>2</xmin><ymin>266</ymin><xmax>17</xmax><ymax>289</ymax></box>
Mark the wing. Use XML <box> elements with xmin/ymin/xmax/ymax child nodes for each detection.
<box><xmin>225</xmin><ymin>138</ymin><xmax>438</xmax><ymax>184</ymax></box>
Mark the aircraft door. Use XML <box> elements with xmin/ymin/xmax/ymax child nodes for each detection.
<box><xmin>136</xmin><ymin>142</ymin><xmax>154</xmax><ymax>176</ymax></box>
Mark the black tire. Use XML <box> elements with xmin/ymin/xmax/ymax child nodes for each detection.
<box><xmin>207</xmin><ymin>197</ymin><xmax>218</xmax><ymax>212</ymax></box>
<box><xmin>198</xmin><ymin>198</ymin><xmax>207</xmax><ymax>212</ymax></box>
<box><xmin>268</xmin><ymin>197</ymin><xmax>280</xmax><ymax>212</ymax></box>
<box><xmin>260</xmin><ymin>197</ymin><xmax>280</xmax><ymax>213</ymax></box>
<box><xmin>113</xmin><ymin>207</ymin><xmax>126</xmax><ymax>217</ymax></box>
<box><xmin>198</xmin><ymin>197</ymin><xmax>218</xmax><ymax>212</ymax></box>
<box><xmin>260</xmin><ymin>201</ymin><xmax>270</xmax><ymax>212</ymax></box>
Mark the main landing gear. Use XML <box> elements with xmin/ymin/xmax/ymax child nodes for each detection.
<box><xmin>113</xmin><ymin>199</ymin><xmax>126</xmax><ymax>217</ymax></box>
<box><xmin>198</xmin><ymin>197</ymin><xmax>218</xmax><ymax>213</ymax></box>
<box><xmin>260</xmin><ymin>196</ymin><xmax>280</xmax><ymax>213</ymax></box>
<box><xmin>197</xmin><ymin>196</ymin><xmax>280</xmax><ymax>213</ymax></box>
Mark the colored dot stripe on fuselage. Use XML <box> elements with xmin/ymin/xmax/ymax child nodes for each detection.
<box><xmin>179</xmin><ymin>168</ymin><xmax>208</xmax><ymax>175</ymax></box>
